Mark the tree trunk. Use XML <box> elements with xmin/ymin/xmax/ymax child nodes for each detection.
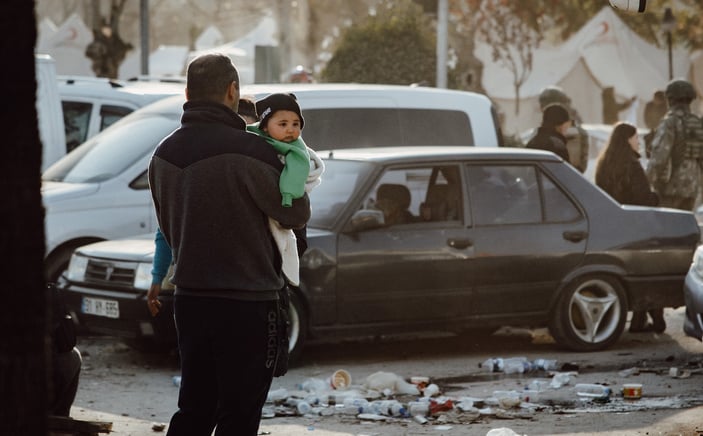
<box><xmin>0</xmin><ymin>1</ymin><xmax>48</xmax><ymax>435</ymax></box>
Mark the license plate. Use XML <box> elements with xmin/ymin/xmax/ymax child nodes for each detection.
<box><xmin>82</xmin><ymin>297</ymin><xmax>120</xmax><ymax>319</ymax></box>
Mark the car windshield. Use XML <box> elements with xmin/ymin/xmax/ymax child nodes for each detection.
<box><xmin>308</xmin><ymin>159</ymin><xmax>374</xmax><ymax>229</ymax></box>
<box><xmin>43</xmin><ymin>113</ymin><xmax>179</xmax><ymax>183</ymax></box>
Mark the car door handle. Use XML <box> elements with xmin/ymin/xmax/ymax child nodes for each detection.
<box><xmin>563</xmin><ymin>231</ymin><xmax>587</xmax><ymax>243</ymax></box>
<box><xmin>447</xmin><ymin>238</ymin><xmax>473</xmax><ymax>249</ymax></box>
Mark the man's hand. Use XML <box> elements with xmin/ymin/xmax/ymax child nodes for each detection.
<box><xmin>147</xmin><ymin>283</ymin><xmax>163</xmax><ymax>317</ymax></box>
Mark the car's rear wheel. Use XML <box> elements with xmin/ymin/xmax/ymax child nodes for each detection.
<box><xmin>549</xmin><ymin>274</ymin><xmax>626</xmax><ymax>351</ymax></box>
<box><xmin>288</xmin><ymin>291</ymin><xmax>307</xmax><ymax>365</ymax></box>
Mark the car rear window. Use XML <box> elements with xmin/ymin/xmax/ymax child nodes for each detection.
<box><xmin>302</xmin><ymin>108</ymin><xmax>474</xmax><ymax>149</ymax></box>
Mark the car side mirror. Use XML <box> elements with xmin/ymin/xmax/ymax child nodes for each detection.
<box><xmin>348</xmin><ymin>209</ymin><xmax>385</xmax><ymax>232</ymax></box>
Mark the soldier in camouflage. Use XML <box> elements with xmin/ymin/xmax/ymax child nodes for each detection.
<box><xmin>638</xmin><ymin>78</ymin><xmax>702</xmax><ymax>333</ymax></box>
<box><xmin>535</xmin><ymin>86</ymin><xmax>590</xmax><ymax>173</ymax></box>
<box><xmin>646</xmin><ymin>79</ymin><xmax>702</xmax><ymax>211</ymax></box>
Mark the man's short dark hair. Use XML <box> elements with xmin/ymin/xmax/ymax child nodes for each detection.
<box><xmin>186</xmin><ymin>53</ymin><xmax>239</xmax><ymax>102</ymax></box>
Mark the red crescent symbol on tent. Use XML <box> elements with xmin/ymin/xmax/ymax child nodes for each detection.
<box><xmin>600</xmin><ymin>21</ymin><xmax>609</xmax><ymax>35</ymax></box>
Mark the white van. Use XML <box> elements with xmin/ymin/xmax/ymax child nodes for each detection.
<box><xmin>42</xmin><ymin>83</ymin><xmax>503</xmax><ymax>281</ymax></box>
<box><xmin>35</xmin><ymin>54</ymin><xmax>67</xmax><ymax>171</ymax></box>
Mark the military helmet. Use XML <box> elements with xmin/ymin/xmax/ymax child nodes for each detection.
<box><xmin>538</xmin><ymin>86</ymin><xmax>570</xmax><ymax>108</ymax></box>
<box><xmin>665</xmin><ymin>79</ymin><xmax>696</xmax><ymax>101</ymax></box>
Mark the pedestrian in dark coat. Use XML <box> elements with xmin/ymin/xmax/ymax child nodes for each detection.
<box><xmin>526</xmin><ymin>103</ymin><xmax>572</xmax><ymax>163</ymax></box>
<box><xmin>595</xmin><ymin>122</ymin><xmax>659</xmax><ymax>207</ymax></box>
<box><xmin>595</xmin><ymin>122</ymin><xmax>662</xmax><ymax>334</ymax></box>
<box><xmin>148</xmin><ymin>53</ymin><xmax>311</xmax><ymax>436</ymax></box>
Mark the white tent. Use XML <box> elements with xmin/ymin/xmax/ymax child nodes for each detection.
<box><xmin>36</xmin><ymin>13</ymin><xmax>93</xmax><ymax>76</ymax></box>
<box><xmin>187</xmin><ymin>13</ymin><xmax>279</xmax><ymax>86</ymax></box>
<box><xmin>195</xmin><ymin>25</ymin><xmax>225</xmax><ymax>51</ymax></box>
<box><xmin>476</xmin><ymin>7</ymin><xmax>697</xmax><ymax>135</ymax></box>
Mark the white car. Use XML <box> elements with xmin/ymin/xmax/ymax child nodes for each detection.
<box><xmin>42</xmin><ymin>83</ymin><xmax>503</xmax><ymax>282</ymax></box>
<box><xmin>58</xmin><ymin>76</ymin><xmax>184</xmax><ymax>153</ymax></box>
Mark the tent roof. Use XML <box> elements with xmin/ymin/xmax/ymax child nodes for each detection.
<box><xmin>476</xmin><ymin>7</ymin><xmax>691</xmax><ymax>100</ymax></box>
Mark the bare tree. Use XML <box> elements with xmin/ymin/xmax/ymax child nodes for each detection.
<box><xmin>456</xmin><ymin>0</ymin><xmax>541</xmax><ymax>115</ymax></box>
<box><xmin>0</xmin><ymin>0</ymin><xmax>48</xmax><ymax>434</ymax></box>
<box><xmin>85</xmin><ymin>0</ymin><xmax>133</xmax><ymax>78</ymax></box>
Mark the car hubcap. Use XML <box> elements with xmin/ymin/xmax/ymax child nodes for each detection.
<box><xmin>568</xmin><ymin>279</ymin><xmax>620</xmax><ymax>343</ymax></box>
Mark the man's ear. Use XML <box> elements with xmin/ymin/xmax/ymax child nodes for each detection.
<box><xmin>226</xmin><ymin>81</ymin><xmax>239</xmax><ymax>104</ymax></box>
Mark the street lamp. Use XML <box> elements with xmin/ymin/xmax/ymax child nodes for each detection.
<box><xmin>662</xmin><ymin>7</ymin><xmax>675</xmax><ymax>80</ymax></box>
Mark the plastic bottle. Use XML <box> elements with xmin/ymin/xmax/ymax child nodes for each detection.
<box><xmin>266</xmin><ymin>388</ymin><xmax>288</xmax><ymax>403</ymax></box>
<box><xmin>298</xmin><ymin>377</ymin><xmax>328</xmax><ymax>393</ymax></box>
<box><xmin>480</xmin><ymin>357</ymin><xmax>504</xmax><ymax>372</ymax></box>
<box><xmin>172</xmin><ymin>376</ymin><xmax>181</xmax><ymax>387</ymax></box>
<box><xmin>575</xmin><ymin>383</ymin><xmax>611</xmax><ymax>400</ymax></box>
<box><xmin>503</xmin><ymin>357</ymin><xmax>531</xmax><ymax>374</ymax></box>
<box><xmin>341</xmin><ymin>397</ymin><xmax>368</xmax><ymax>415</ymax></box>
<box><xmin>533</xmin><ymin>358</ymin><xmax>558</xmax><ymax>371</ymax></box>
<box><xmin>527</xmin><ymin>379</ymin><xmax>550</xmax><ymax>392</ymax></box>
<box><xmin>408</xmin><ymin>400</ymin><xmax>430</xmax><ymax>417</ymax></box>
<box><xmin>295</xmin><ymin>400</ymin><xmax>312</xmax><ymax>415</ymax></box>
<box><xmin>390</xmin><ymin>402</ymin><xmax>408</xmax><ymax>417</ymax></box>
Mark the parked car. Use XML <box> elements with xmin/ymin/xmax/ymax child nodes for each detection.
<box><xmin>58</xmin><ymin>146</ymin><xmax>699</xmax><ymax>359</ymax></box>
<box><xmin>58</xmin><ymin>75</ymin><xmax>184</xmax><ymax>153</ymax></box>
<box><xmin>683</xmin><ymin>244</ymin><xmax>703</xmax><ymax>341</ymax></box>
<box><xmin>42</xmin><ymin>83</ymin><xmax>503</xmax><ymax>283</ymax></box>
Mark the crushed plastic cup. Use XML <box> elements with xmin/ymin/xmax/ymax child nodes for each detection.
<box><xmin>330</xmin><ymin>369</ymin><xmax>352</xmax><ymax>389</ymax></box>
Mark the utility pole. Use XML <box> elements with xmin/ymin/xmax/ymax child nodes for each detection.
<box><xmin>140</xmin><ymin>0</ymin><xmax>149</xmax><ymax>76</ymax></box>
<box><xmin>436</xmin><ymin>0</ymin><xmax>448</xmax><ymax>88</ymax></box>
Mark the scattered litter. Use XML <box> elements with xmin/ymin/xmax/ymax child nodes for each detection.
<box><xmin>617</xmin><ymin>367</ymin><xmax>638</xmax><ymax>377</ymax></box>
<box><xmin>423</xmin><ymin>383</ymin><xmax>440</xmax><ymax>397</ymax></box>
<box><xmin>358</xmin><ymin>413</ymin><xmax>387</xmax><ymax>421</ymax></box>
<box><xmin>550</xmin><ymin>372</ymin><xmax>575</xmax><ymax>388</ymax></box>
<box><xmin>486</xmin><ymin>428</ymin><xmax>522</xmax><ymax>436</ymax></box>
<box><xmin>413</xmin><ymin>414</ymin><xmax>428</xmax><ymax>424</ymax></box>
<box><xmin>363</xmin><ymin>371</ymin><xmax>420</xmax><ymax>395</ymax></box>
<box><xmin>329</xmin><ymin>369</ymin><xmax>352</xmax><ymax>390</ymax></box>
<box><xmin>172</xmin><ymin>376</ymin><xmax>181</xmax><ymax>388</ymax></box>
<box><xmin>622</xmin><ymin>383</ymin><xmax>642</xmax><ymax>400</ymax></box>
<box><xmin>434</xmin><ymin>425</ymin><xmax>453</xmax><ymax>430</ymax></box>
<box><xmin>151</xmin><ymin>423</ymin><xmax>166</xmax><ymax>432</ymax></box>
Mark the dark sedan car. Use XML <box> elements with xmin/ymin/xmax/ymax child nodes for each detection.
<box><xmin>60</xmin><ymin>146</ymin><xmax>699</xmax><ymax>359</ymax></box>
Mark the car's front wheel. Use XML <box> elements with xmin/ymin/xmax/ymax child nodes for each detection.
<box><xmin>549</xmin><ymin>274</ymin><xmax>627</xmax><ymax>351</ymax></box>
<box><xmin>288</xmin><ymin>291</ymin><xmax>307</xmax><ymax>365</ymax></box>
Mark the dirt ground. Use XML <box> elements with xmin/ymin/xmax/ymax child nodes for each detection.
<box><xmin>69</xmin><ymin>307</ymin><xmax>703</xmax><ymax>436</ymax></box>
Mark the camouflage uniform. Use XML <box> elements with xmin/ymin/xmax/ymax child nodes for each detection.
<box><xmin>646</xmin><ymin>80</ymin><xmax>703</xmax><ymax>211</ymax></box>
<box><xmin>534</xmin><ymin>86</ymin><xmax>589</xmax><ymax>173</ymax></box>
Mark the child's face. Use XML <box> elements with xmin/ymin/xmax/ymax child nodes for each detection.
<box><xmin>264</xmin><ymin>110</ymin><xmax>302</xmax><ymax>143</ymax></box>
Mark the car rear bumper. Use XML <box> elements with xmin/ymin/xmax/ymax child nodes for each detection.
<box><xmin>60</xmin><ymin>282</ymin><xmax>176</xmax><ymax>345</ymax></box>
<box><xmin>683</xmin><ymin>270</ymin><xmax>703</xmax><ymax>341</ymax></box>
<box><xmin>624</xmin><ymin>274</ymin><xmax>686</xmax><ymax>310</ymax></box>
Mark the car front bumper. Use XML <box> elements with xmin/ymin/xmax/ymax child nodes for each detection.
<box><xmin>683</xmin><ymin>268</ymin><xmax>703</xmax><ymax>341</ymax></box>
<box><xmin>60</xmin><ymin>281</ymin><xmax>176</xmax><ymax>346</ymax></box>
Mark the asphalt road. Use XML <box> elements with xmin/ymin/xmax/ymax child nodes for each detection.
<box><xmin>69</xmin><ymin>307</ymin><xmax>703</xmax><ymax>435</ymax></box>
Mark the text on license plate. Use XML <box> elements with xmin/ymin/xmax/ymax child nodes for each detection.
<box><xmin>82</xmin><ymin>297</ymin><xmax>120</xmax><ymax>319</ymax></box>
